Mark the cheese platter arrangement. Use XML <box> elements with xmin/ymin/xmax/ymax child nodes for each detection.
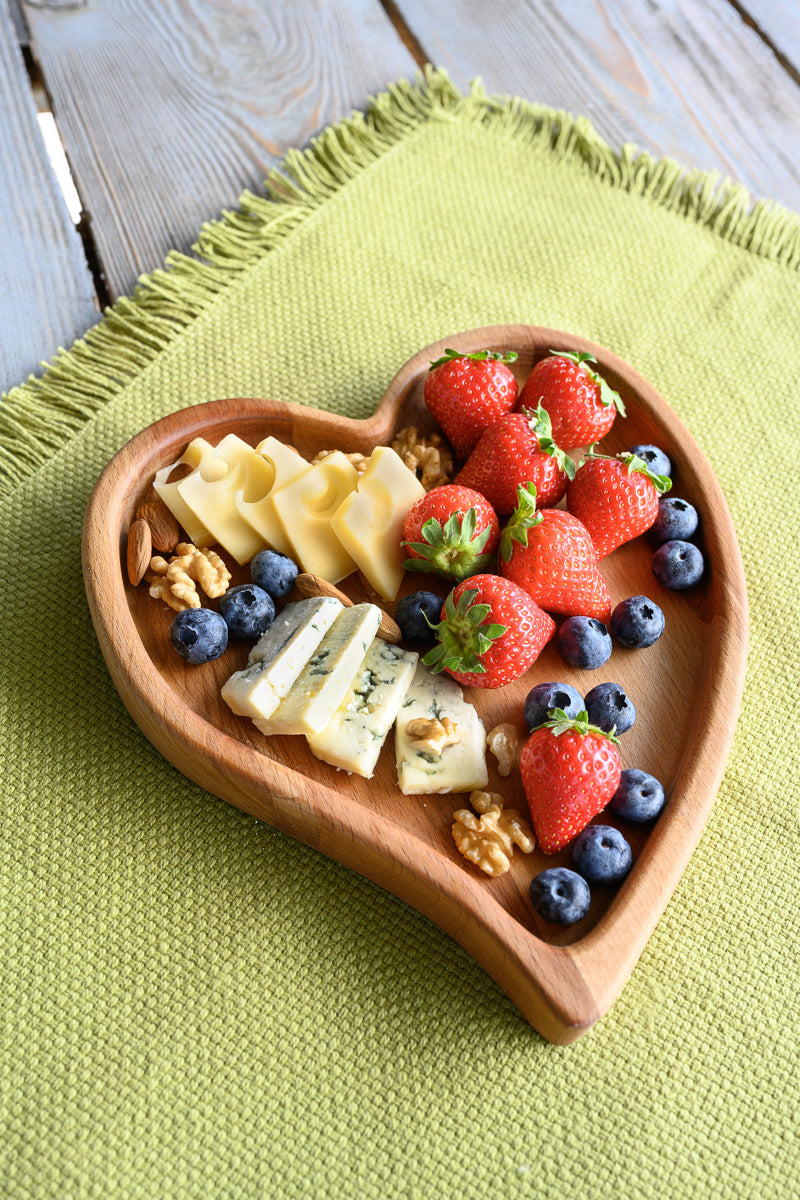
<box><xmin>82</xmin><ymin>325</ymin><xmax>748</xmax><ymax>1043</ymax></box>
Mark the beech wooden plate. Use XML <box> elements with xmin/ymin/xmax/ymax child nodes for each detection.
<box><xmin>82</xmin><ymin>325</ymin><xmax>748</xmax><ymax>1043</ymax></box>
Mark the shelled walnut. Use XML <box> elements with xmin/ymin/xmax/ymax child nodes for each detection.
<box><xmin>311</xmin><ymin>449</ymin><xmax>369</xmax><ymax>474</ymax></box>
<box><xmin>452</xmin><ymin>790</ymin><xmax>535</xmax><ymax>877</ymax></box>
<box><xmin>146</xmin><ymin>542</ymin><xmax>231</xmax><ymax>612</ymax></box>
<box><xmin>406</xmin><ymin>716</ymin><xmax>461</xmax><ymax>756</ymax></box>
<box><xmin>486</xmin><ymin>723</ymin><xmax>520</xmax><ymax>777</ymax></box>
<box><xmin>391</xmin><ymin>426</ymin><xmax>453</xmax><ymax>490</ymax></box>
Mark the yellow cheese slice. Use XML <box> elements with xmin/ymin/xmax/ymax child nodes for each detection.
<box><xmin>176</xmin><ymin>434</ymin><xmax>274</xmax><ymax>564</ymax></box>
<box><xmin>152</xmin><ymin>437</ymin><xmax>226</xmax><ymax>547</ymax></box>
<box><xmin>330</xmin><ymin>446</ymin><xmax>426</xmax><ymax>600</ymax></box>
<box><xmin>271</xmin><ymin>451</ymin><xmax>358</xmax><ymax>583</ymax></box>
<box><xmin>234</xmin><ymin>436</ymin><xmax>311</xmax><ymax>558</ymax></box>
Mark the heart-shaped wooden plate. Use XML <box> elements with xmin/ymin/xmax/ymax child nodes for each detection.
<box><xmin>82</xmin><ymin>325</ymin><xmax>748</xmax><ymax>1043</ymax></box>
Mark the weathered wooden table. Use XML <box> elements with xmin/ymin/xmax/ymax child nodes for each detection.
<box><xmin>2</xmin><ymin>0</ymin><xmax>798</xmax><ymax>397</ymax></box>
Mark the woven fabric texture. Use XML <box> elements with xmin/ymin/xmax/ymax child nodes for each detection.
<box><xmin>1</xmin><ymin>75</ymin><xmax>797</xmax><ymax>1199</ymax></box>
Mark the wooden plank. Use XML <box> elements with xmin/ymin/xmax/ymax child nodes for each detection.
<box><xmin>392</xmin><ymin>0</ymin><xmax>800</xmax><ymax>212</ymax></box>
<box><xmin>0</xmin><ymin>0</ymin><xmax>98</xmax><ymax>396</ymax></box>
<box><xmin>736</xmin><ymin>1</ymin><xmax>800</xmax><ymax>76</ymax></box>
<box><xmin>22</xmin><ymin>0</ymin><xmax>417</xmax><ymax>302</ymax></box>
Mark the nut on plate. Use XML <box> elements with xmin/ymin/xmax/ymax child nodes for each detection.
<box><xmin>405</xmin><ymin>716</ymin><xmax>461</xmax><ymax>756</ymax></box>
<box><xmin>311</xmin><ymin>449</ymin><xmax>369</xmax><ymax>474</ymax></box>
<box><xmin>486</xmin><ymin>723</ymin><xmax>520</xmax><ymax>777</ymax></box>
<box><xmin>452</xmin><ymin>790</ymin><xmax>535</xmax><ymax>877</ymax></box>
<box><xmin>135</xmin><ymin>498</ymin><xmax>180</xmax><ymax>553</ymax></box>
<box><xmin>126</xmin><ymin>518</ymin><xmax>152</xmax><ymax>586</ymax></box>
<box><xmin>146</xmin><ymin>542</ymin><xmax>231</xmax><ymax>612</ymax></box>
<box><xmin>391</xmin><ymin>425</ymin><xmax>454</xmax><ymax>490</ymax></box>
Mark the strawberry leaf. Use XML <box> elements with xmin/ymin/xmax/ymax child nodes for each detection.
<box><xmin>499</xmin><ymin>482</ymin><xmax>542</xmax><ymax>563</ymax></box>
<box><xmin>422</xmin><ymin>586</ymin><xmax>507</xmax><ymax>675</ymax></box>
<box><xmin>533</xmin><ymin>707</ymin><xmax>621</xmax><ymax>744</ymax></box>
<box><xmin>548</xmin><ymin>349</ymin><xmax>626</xmax><ymax>415</ymax></box>
<box><xmin>522</xmin><ymin>405</ymin><xmax>576</xmax><ymax>480</ymax></box>
<box><xmin>402</xmin><ymin>507</ymin><xmax>496</xmax><ymax>580</ymax></box>
<box><xmin>429</xmin><ymin>348</ymin><xmax>518</xmax><ymax>370</ymax></box>
<box><xmin>617</xmin><ymin>452</ymin><xmax>672</xmax><ymax>495</ymax></box>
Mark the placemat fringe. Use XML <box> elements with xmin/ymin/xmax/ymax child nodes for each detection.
<box><xmin>2</xmin><ymin>65</ymin><xmax>798</xmax><ymax>502</ymax></box>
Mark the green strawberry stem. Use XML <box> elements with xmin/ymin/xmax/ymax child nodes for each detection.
<box><xmin>533</xmin><ymin>707</ymin><xmax>621</xmax><ymax>744</ymax></box>
<box><xmin>522</xmin><ymin>405</ymin><xmax>576</xmax><ymax>480</ymax></box>
<box><xmin>548</xmin><ymin>349</ymin><xmax>626</xmax><ymax>416</ymax></box>
<box><xmin>402</xmin><ymin>507</ymin><xmax>496</xmax><ymax>580</ymax></box>
<box><xmin>499</xmin><ymin>482</ymin><xmax>542</xmax><ymax>563</ymax></box>
<box><xmin>580</xmin><ymin>445</ymin><xmax>672</xmax><ymax>495</ymax></box>
<box><xmin>428</xmin><ymin>347</ymin><xmax>518</xmax><ymax>370</ymax></box>
<box><xmin>422</xmin><ymin>587</ymin><xmax>507</xmax><ymax>676</ymax></box>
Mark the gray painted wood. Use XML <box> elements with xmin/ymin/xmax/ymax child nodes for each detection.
<box><xmin>21</xmin><ymin>0</ymin><xmax>417</xmax><ymax>301</ymax></box>
<box><xmin>0</xmin><ymin>0</ymin><xmax>97</xmax><ymax>395</ymax></box>
<box><xmin>390</xmin><ymin>0</ymin><xmax>800</xmax><ymax>211</ymax></box>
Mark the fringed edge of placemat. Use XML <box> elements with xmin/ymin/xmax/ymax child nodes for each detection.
<box><xmin>2</xmin><ymin>65</ymin><xmax>799</xmax><ymax>502</ymax></box>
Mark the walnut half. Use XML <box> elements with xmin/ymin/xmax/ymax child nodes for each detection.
<box><xmin>406</xmin><ymin>716</ymin><xmax>461</xmax><ymax>756</ymax></box>
<box><xmin>391</xmin><ymin>425</ymin><xmax>454</xmax><ymax>490</ymax></box>
<box><xmin>452</xmin><ymin>790</ymin><xmax>535</xmax><ymax>877</ymax></box>
<box><xmin>486</xmin><ymin>723</ymin><xmax>520</xmax><ymax>778</ymax></box>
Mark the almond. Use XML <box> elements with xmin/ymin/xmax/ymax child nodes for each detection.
<box><xmin>293</xmin><ymin>572</ymin><xmax>402</xmax><ymax>644</ymax></box>
<box><xmin>127</xmin><ymin>519</ymin><xmax>153</xmax><ymax>586</ymax></box>
<box><xmin>136</xmin><ymin>498</ymin><xmax>180</xmax><ymax>553</ymax></box>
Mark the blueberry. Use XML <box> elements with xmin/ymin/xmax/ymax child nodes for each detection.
<box><xmin>395</xmin><ymin>591</ymin><xmax>442</xmax><ymax>643</ymax></box>
<box><xmin>652</xmin><ymin>540</ymin><xmax>704</xmax><ymax>589</ymax></box>
<box><xmin>609</xmin><ymin>768</ymin><xmax>666</xmax><ymax>823</ymax></box>
<box><xmin>170</xmin><ymin>608</ymin><xmax>228</xmax><ymax>664</ymax></box>
<box><xmin>628</xmin><ymin>444</ymin><xmax>672</xmax><ymax>477</ymax></box>
<box><xmin>610</xmin><ymin>595</ymin><xmax>665</xmax><ymax>649</ymax></box>
<box><xmin>557</xmin><ymin>616</ymin><xmax>612</xmax><ymax>669</ymax></box>
<box><xmin>572</xmin><ymin>825</ymin><xmax>632</xmax><ymax>884</ymax></box>
<box><xmin>584</xmin><ymin>682</ymin><xmax>636</xmax><ymax>734</ymax></box>
<box><xmin>218</xmin><ymin>584</ymin><xmax>275</xmax><ymax>639</ymax></box>
<box><xmin>523</xmin><ymin>681</ymin><xmax>584</xmax><ymax>730</ymax></box>
<box><xmin>529</xmin><ymin>868</ymin><xmax>591</xmax><ymax>926</ymax></box>
<box><xmin>250</xmin><ymin>550</ymin><xmax>299</xmax><ymax>600</ymax></box>
<box><xmin>653</xmin><ymin>497</ymin><xmax>698</xmax><ymax>544</ymax></box>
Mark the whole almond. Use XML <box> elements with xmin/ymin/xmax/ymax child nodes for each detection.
<box><xmin>136</xmin><ymin>498</ymin><xmax>180</xmax><ymax>553</ymax></box>
<box><xmin>127</xmin><ymin>519</ymin><xmax>153</xmax><ymax>586</ymax></box>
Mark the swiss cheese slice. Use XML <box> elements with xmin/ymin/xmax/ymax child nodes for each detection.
<box><xmin>176</xmin><ymin>434</ymin><xmax>274</xmax><ymax>564</ymax></box>
<box><xmin>235</xmin><ymin>437</ymin><xmax>312</xmax><ymax>558</ymax></box>
<box><xmin>270</xmin><ymin>451</ymin><xmax>359</xmax><ymax>583</ymax></box>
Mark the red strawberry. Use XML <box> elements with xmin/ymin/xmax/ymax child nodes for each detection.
<box><xmin>518</xmin><ymin>351</ymin><xmax>625</xmax><ymax>450</ymax></box>
<box><xmin>423</xmin><ymin>574</ymin><xmax>555</xmax><ymax>689</ymax></box>
<box><xmin>402</xmin><ymin>484</ymin><xmax>500</xmax><ymax>582</ymax></box>
<box><xmin>520</xmin><ymin>711</ymin><xmax>622</xmax><ymax>854</ymax></box>
<box><xmin>424</xmin><ymin>348</ymin><xmax>519</xmax><ymax>459</ymax></box>
<box><xmin>498</xmin><ymin>483</ymin><xmax>612</xmax><ymax>623</ymax></box>
<box><xmin>567</xmin><ymin>448</ymin><xmax>671</xmax><ymax>559</ymax></box>
<box><xmin>454</xmin><ymin>406</ymin><xmax>575</xmax><ymax>514</ymax></box>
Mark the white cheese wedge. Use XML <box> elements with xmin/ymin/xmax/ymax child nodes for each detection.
<box><xmin>330</xmin><ymin>446</ymin><xmax>426</xmax><ymax>600</ymax></box>
<box><xmin>152</xmin><ymin>437</ymin><xmax>226</xmax><ymax>547</ymax></box>
<box><xmin>221</xmin><ymin>596</ymin><xmax>342</xmax><ymax>720</ymax></box>
<box><xmin>253</xmin><ymin>603</ymin><xmax>381</xmax><ymax>737</ymax></box>
<box><xmin>270</xmin><ymin>451</ymin><xmax>359</xmax><ymax>583</ymax></box>
<box><xmin>235</xmin><ymin>437</ymin><xmax>312</xmax><ymax>558</ymax></box>
<box><xmin>306</xmin><ymin>639</ymin><xmax>419</xmax><ymax>778</ymax></box>
<box><xmin>395</xmin><ymin>663</ymin><xmax>488</xmax><ymax>795</ymax></box>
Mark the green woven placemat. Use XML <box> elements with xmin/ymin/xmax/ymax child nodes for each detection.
<box><xmin>1</xmin><ymin>71</ymin><xmax>797</xmax><ymax>1199</ymax></box>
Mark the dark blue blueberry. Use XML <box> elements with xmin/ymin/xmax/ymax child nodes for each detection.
<box><xmin>170</xmin><ymin>608</ymin><xmax>228</xmax><ymax>664</ymax></box>
<box><xmin>628</xmin><ymin>444</ymin><xmax>672</xmax><ymax>477</ymax></box>
<box><xmin>395</xmin><ymin>591</ymin><xmax>443</xmax><ymax>643</ymax></box>
<box><xmin>610</xmin><ymin>595</ymin><xmax>665</xmax><ymax>649</ymax></box>
<box><xmin>653</xmin><ymin>497</ymin><xmax>698</xmax><ymax>543</ymax></box>
<box><xmin>249</xmin><ymin>550</ymin><xmax>299</xmax><ymax>600</ymax></box>
<box><xmin>218</xmin><ymin>584</ymin><xmax>275</xmax><ymax>639</ymax></box>
<box><xmin>584</xmin><ymin>682</ymin><xmax>636</xmax><ymax>734</ymax></box>
<box><xmin>609</xmin><ymin>768</ymin><xmax>666</xmax><ymax>823</ymax></box>
<box><xmin>523</xmin><ymin>681</ymin><xmax>584</xmax><ymax>730</ymax></box>
<box><xmin>652</xmin><ymin>540</ymin><xmax>704</xmax><ymax>589</ymax></box>
<box><xmin>557</xmin><ymin>616</ymin><xmax>612</xmax><ymax>669</ymax></box>
<box><xmin>529</xmin><ymin>868</ymin><xmax>591</xmax><ymax>926</ymax></box>
<box><xmin>572</xmin><ymin>825</ymin><xmax>632</xmax><ymax>884</ymax></box>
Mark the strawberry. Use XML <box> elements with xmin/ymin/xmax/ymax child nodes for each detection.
<box><xmin>518</xmin><ymin>351</ymin><xmax>625</xmax><ymax>450</ymax></box>
<box><xmin>567</xmin><ymin>448</ymin><xmax>672</xmax><ymax>559</ymax></box>
<box><xmin>454</xmin><ymin>406</ymin><xmax>575</xmax><ymax>514</ymax></box>
<box><xmin>520</xmin><ymin>710</ymin><xmax>622</xmax><ymax>854</ymax></box>
<box><xmin>402</xmin><ymin>484</ymin><xmax>499</xmax><ymax>582</ymax></box>
<box><xmin>423</xmin><ymin>574</ymin><xmax>555</xmax><ymax>689</ymax></box>
<box><xmin>498</xmin><ymin>483</ymin><xmax>612</xmax><ymax>623</ymax></box>
<box><xmin>423</xmin><ymin>349</ymin><xmax>519</xmax><ymax>459</ymax></box>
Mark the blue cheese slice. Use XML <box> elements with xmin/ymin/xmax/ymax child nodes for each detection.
<box><xmin>254</xmin><ymin>603</ymin><xmax>382</xmax><ymax>737</ymax></box>
<box><xmin>306</xmin><ymin>639</ymin><xmax>419</xmax><ymax>778</ymax></box>
<box><xmin>220</xmin><ymin>596</ymin><xmax>342</xmax><ymax>720</ymax></box>
<box><xmin>395</xmin><ymin>663</ymin><xmax>488</xmax><ymax>795</ymax></box>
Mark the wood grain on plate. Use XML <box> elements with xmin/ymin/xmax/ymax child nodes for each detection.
<box><xmin>82</xmin><ymin>325</ymin><xmax>748</xmax><ymax>1043</ymax></box>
